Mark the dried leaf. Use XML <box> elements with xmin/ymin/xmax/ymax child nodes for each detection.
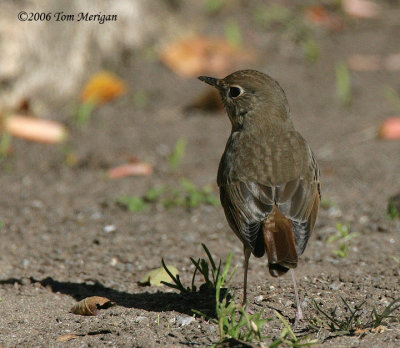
<box><xmin>355</xmin><ymin>328</ymin><xmax>368</xmax><ymax>335</ymax></box>
<box><xmin>2</xmin><ymin>115</ymin><xmax>68</xmax><ymax>144</ymax></box>
<box><xmin>139</xmin><ymin>265</ymin><xmax>179</xmax><ymax>287</ymax></box>
<box><xmin>379</xmin><ymin>117</ymin><xmax>400</xmax><ymax>140</ymax></box>
<box><xmin>306</xmin><ymin>5</ymin><xmax>331</xmax><ymax>24</ymax></box>
<box><xmin>81</xmin><ymin>71</ymin><xmax>127</xmax><ymax>105</ymax></box>
<box><xmin>305</xmin><ymin>5</ymin><xmax>343</xmax><ymax>30</ymax></box>
<box><xmin>160</xmin><ymin>36</ymin><xmax>253</xmax><ymax>78</ymax></box>
<box><xmin>371</xmin><ymin>325</ymin><xmax>387</xmax><ymax>333</ymax></box>
<box><xmin>57</xmin><ymin>333</ymin><xmax>81</xmax><ymax>342</ymax></box>
<box><xmin>108</xmin><ymin>162</ymin><xmax>153</xmax><ymax>179</ymax></box>
<box><xmin>342</xmin><ymin>0</ymin><xmax>380</xmax><ymax>19</ymax></box>
<box><xmin>70</xmin><ymin>296</ymin><xmax>115</xmax><ymax>316</ymax></box>
<box><xmin>355</xmin><ymin>325</ymin><xmax>387</xmax><ymax>335</ymax></box>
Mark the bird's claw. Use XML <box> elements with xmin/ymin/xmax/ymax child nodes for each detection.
<box><xmin>294</xmin><ymin>307</ymin><xmax>304</xmax><ymax>328</ymax></box>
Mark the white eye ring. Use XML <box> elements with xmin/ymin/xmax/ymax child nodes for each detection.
<box><xmin>228</xmin><ymin>85</ymin><xmax>244</xmax><ymax>98</ymax></box>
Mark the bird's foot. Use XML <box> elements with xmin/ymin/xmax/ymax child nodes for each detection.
<box><xmin>294</xmin><ymin>306</ymin><xmax>304</xmax><ymax>328</ymax></box>
<box><xmin>241</xmin><ymin>296</ymin><xmax>246</xmax><ymax>307</ymax></box>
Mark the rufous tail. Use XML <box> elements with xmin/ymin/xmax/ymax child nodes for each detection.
<box><xmin>263</xmin><ymin>206</ymin><xmax>298</xmax><ymax>277</ymax></box>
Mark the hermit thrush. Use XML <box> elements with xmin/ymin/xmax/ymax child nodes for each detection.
<box><xmin>199</xmin><ymin>70</ymin><xmax>320</xmax><ymax>322</ymax></box>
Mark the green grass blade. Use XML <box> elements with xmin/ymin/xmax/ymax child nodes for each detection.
<box><xmin>275</xmin><ymin>310</ymin><xmax>297</xmax><ymax>342</ymax></box>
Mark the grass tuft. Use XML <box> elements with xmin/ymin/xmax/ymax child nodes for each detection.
<box><xmin>193</xmin><ymin>252</ymin><xmax>268</xmax><ymax>344</ymax></box>
<box><xmin>224</xmin><ymin>20</ymin><xmax>242</xmax><ymax>48</ymax></box>
<box><xmin>161</xmin><ymin>243</ymin><xmax>225</xmax><ymax>293</ymax></box>
<box><xmin>310</xmin><ymin>297</ymin><xmax>400</xmax><ymax>335</ymax></box>
<box><xmin>162</xmin><ymin>244</ymin><xmax>270</xmax><ymax>345</ymax></box>
<box><xmin>205</xmin><ymin>0</ymin><xmax>225</xmax><ymax>14</ymax></box>
<box><xmin>169</xmin><ymin>137</ymin><xmax>186</xmax><ymax>172</ymax></box>
<box><xmin>336</xmin><ymin>62</ymin><xmax>352</xmax><ymax>105</ymax></box>
<box><xmin>253</xmin><ymin>4</ymin><xmax>320</xmax><ymax>63</ymax></box>
<box><xmin>271</xmin><ymin>311</ymin><xmax>317</xmax><ymax>347</ymax></box>
<box><xmin>388</xmin><ymin>198</ymin><xmax>399</xmax><ymax>220</ymax></box>
<box><xmin>321</xmin><ymin>198</ymin><xmax>336</xmax><ymax>210</ymax></box>
<box><xmin>327</xmin><ymin>223</ymin><xmax>358</xmax><ymax>258</ymax></box>
<box><xmin>117</xmin><ymin>179</ymin><xmax>219</xmax><ymax>212</ymax></box>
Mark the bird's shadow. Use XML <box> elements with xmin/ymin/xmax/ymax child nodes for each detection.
<box><xmin>2</xmin><ymin>276</ymin><xmax>288</xmax><ymax>322</ymax></box>
<box><xmin>26</xmin><ymin>276</ymin><xmax>218</xmax><ymax>317</ymax></box>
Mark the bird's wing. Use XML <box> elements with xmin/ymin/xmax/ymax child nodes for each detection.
<box><xmin>219</xmin><ymin>145</ymin><xmax>320</xmax><ymax>256</ymax></box>
<box><xmin>276</xmin><ymin>146</ymin><xmax>320</xmax><ymax>254</ymax></box>
<box><xmin>219</xmin><ymin>181</ymin><xmax>274</xmax><ymax>256</ymax></box>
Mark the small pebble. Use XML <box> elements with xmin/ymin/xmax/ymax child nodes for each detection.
<box><xmin>285</xmin><ymin>300</ymin><xmax>293</xmax><ymax>307</ymax></box>
<box><xmin>104</xmin><ymin>225</ymin><xmax>116</xmax><ymax>233</ymax></box>
<box><xmin>135</xmin><ymin>316</ymin><xmax>149</xmax><ymax>324</ymax></box>
<box><xmin>329</xmin><ymin>281</ymin><xmax>343</xmax><ymax>291</ymax></box>
<box><xmin>176</xmin><ymin>315</ymin><xmax>195</xmax><ymax>327</ymax></box>
<box><xmin>209</xmin><ymin>325</ymin><xmax>216</xmax><ymax>333</ymax></box>
<box><xmin>255</xmin><ymin>295</ymin><xmax>264</xmax><ymax>303</ymax></box>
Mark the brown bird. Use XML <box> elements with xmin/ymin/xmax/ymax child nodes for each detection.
<box><xmin>198</xmin><ymin>70</ymin><xmax>320</xmax><ymax>322</ymax></box>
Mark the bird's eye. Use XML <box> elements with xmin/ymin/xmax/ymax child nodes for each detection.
<box><xmin>229</xmin><ymin>86</ymin><xmax>243</xmax><ymax>98</ymax></box>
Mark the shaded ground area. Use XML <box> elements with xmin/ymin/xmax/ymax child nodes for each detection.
<box><xmin>1</xmin><ymin>1</ymin><xmax>400</xmax><ymax>347</ymax></box>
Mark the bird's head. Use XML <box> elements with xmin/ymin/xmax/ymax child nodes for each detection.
<box><xmin>198</xmin><ymin>70</ymin><xmax>291</xmax><ymax>131</ymax></box>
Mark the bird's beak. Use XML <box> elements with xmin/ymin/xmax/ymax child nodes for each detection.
<box><xmin>198</xmin><ymin>76</ymin><xmax>219</xmax><ymax>88</ymax></box>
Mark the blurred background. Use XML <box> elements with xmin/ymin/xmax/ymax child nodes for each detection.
<box><xmin>1</xmin><ymin>0</ymin><xmax>399</xmax><ymax>204</ymax></box>
<box><xmin>0</xmin><ymin>0</ymin><xmax>400</xmax><ymax>345</ymax></box>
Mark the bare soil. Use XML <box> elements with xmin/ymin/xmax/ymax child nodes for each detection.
<box><xmin>1</xmin><ymin>2</ymin><xmax>400</xmax><ymax>347</ymax></box>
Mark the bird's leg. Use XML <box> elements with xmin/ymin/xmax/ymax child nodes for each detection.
<box><xmin>242</xmin><ymin>247</ymin><xmax>251</xmax><ymax>306</ymax></box>
<box><xmin>290</xmin><ymin>269</ymin><xmax>304</xmax><ymax>325</ymax></box>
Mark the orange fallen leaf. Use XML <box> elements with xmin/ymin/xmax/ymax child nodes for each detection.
<box><xmin>355</xmin><ymin>327</ymin><xmax>368</xmax><ymax>335</ymax></box>
<box><xmin>57</xmin><ymin>333</ymin><xmax>81</xmax><ymax>342</ymax></box>
<box><xmin>81</xmin><ymin>71</ymin><xmax>127</xmax><ymax>105</ymax></box>
<box><xmin>306</xmin><ymin>5</ymin><xmax>331</xmax><ymax>25</ymax></box>
<box><xmin>342</xmin><ymin>0</ymin><xmax>380</xmax><ymax>18</ymax></box>
<box><xmin>305</xmin><ymin>5</ymin><xmax>343</xmax><ymax>30</ymax></box>
<box><xmin>108</xmin><ymin>162</ymin><xmax>153</xmax><ymax>179</ymax></box>
<box><xmin>70</xmin><ymin>296</ymin><xmax>115</xmax><ymax>316</ymax></box>
<box><xmin>2</xmin><ymin>115</ymin><xmax>68</xmax><ymax>144</ymax></box>
<box><xmin>160</xmin><ymin>36</ymin><xmax>253</xmax><ymax>78</ymax></box>
<box><xmin>379</xmin><ymin>117</ymin><xmax>400</xmax><ymax>140</ymax></box>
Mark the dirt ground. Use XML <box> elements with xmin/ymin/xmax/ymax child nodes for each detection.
<box><xmin>1</xmin><ymin>2</ymin><xmax>400</xmax><ymax>347</ymax></box>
